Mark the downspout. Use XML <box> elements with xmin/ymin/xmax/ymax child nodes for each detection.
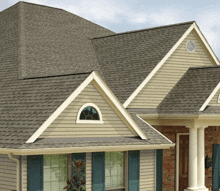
<box><xmin>8</xmin><ymin>153</ymin><xmax>20</xmax><ymax>191</ymax></box>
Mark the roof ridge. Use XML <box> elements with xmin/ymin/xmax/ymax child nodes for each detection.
<box><xmin>92</xmin><ymin>21</ymin><xmax>195</xmax><ymax>40</ymax></box>
<box><xmin>21</xmin><ymin>71</ymin><xmax>92</xmax><ymax>80</ymax></box>
<box><xmin>18</xmin><ymin>1</ymin><xmax>63</xmax><ymax>11</ymax></box>
<box><xmin>17</xmin><ymin>1</ymin><xmax>115</xmax><ymax>35</ymax></box>
<box><xmin>189</xmin><ymin>65</ymin><xmax>220</xmax><ymax>70</ymax></box>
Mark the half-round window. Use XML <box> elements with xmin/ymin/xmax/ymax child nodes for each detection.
<box><xmin>80</xmin><ymin>106</ymin><xmax>99</xmax><ymax>120</ymax></box>
<box><xmin>76</xmin><ymin>103</ymin><xmax>103</xmax><ymax>124</ymax></box>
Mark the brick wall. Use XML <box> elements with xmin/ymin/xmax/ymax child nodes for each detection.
<box><xmin>153</xmin><ymin>126</ymin><xmax>189</xmax><ymax>191</ymax></box>
<box><xmin>153</xmin><ymin>125</ymin><xmax>220</xmax><ymax>191</ymax></box>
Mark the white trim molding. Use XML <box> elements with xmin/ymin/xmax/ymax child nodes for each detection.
<box><xmin>123</xmin><ymin>22</ymin><xmax>220</xmax><ymax>108</ymax></box>
<box><xmin>218</xmin><ymin>94</ymin><xmax>220</xmax><ymax>103</ymax></box>
<box><xmin>193</xmin><ymin>22</ymin><xmax>220</xmax><ymax>66</ymax></box>
<box><xmin>26</xmin><ymin>71</ymin><xmax>148</xmax><ymax>143</ymax></box>
<box><xmin>26</xmin><ymin>74</ymin><xmax>94</xmax><ymax>143</ymax></box>
<box><xmin>92</xmin><ymin>71</ymin><xmax>148</xmax><ymax>140</ymax></box>
<box><xmin>123</xmin><ymin>23</ymin><xmax>194</xmax><ymax>108</ymax></box>
<box><xmin>0</xmin><ymin>144</ymin><xmax>175</xmax><ymax>155</ymax></box>
<box><xmin>76</xmin><ymin>103</ymin><xmax>104</xmax><ymax>124</ymax></box>
<box><xmin>199</xmin><ymin>82</ymin><xmax>220</xmax><ymax>111</ymax></box>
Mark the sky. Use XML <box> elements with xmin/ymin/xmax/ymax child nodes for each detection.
<box><xmin>1</xmin><ymin>0</ymin><xmax>220</xmax><ymax>59</ymax></box>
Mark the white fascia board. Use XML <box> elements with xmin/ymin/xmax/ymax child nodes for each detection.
<box><xmin>199</xmin><ymin>82</ymin><xmax>220</xmax><ymax>111</ymax></box>
<box><xmin>0</xmin><ymin>143</ymin><xmax>176</xmax><ymax>155</ymax></box>
<box><xmin>123</xmin><ymin>23</ymin><xmax>195</xmax><ymax>108</ymax></box>
<box><xmin>26</xmin><ymin>74</ymin><xmax>94</xmax><ymax>143</ymax></box>
<box><xmin>26</xmin><ymin>70</ymin><xmax>148</xmax><ymax>143</ymax></box>
<box><xmin>193</xmin><ymin>22</ymin><xmax>220</xmax><ymax>65</ymax></box>
<box><xmin>136</xmin><ymin>115</ymin><xmax>173</xmax><ymax>144</ymax></box>
<box><xmin>92</xmin><ymin>71</ymin><xmax>148</xmax><ymax>140</ymax></box>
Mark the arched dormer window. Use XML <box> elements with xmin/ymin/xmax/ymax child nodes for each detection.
<box><xmin>76</xmin><ymin>103</ymin><xmax>103</xmax><ymax>124</ymax></box>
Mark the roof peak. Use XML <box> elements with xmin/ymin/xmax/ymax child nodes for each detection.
<box><xmin>92</xmin><ymin>21</ymin><xmax>195</xmax><ymax>40</ymax></box>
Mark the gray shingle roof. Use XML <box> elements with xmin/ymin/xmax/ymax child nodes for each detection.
<box><xmin>127</xmin><ymin>109</ymin><xmax>172</xmax><ymax>144</ymax></box>
<box><xmin>0</xmin><ymin>1</ymin><xmax>190</xmax><ymax>150</ymax></box>
<box><xmin>200</xmin><ymin>106</ymin><xmax>220</xmax><ymax>114</ymax></box>
<box><xmin>92</xmin><ymin>21</ymin><xmax>194</xmax><ymax>103</ymax></box>
<box><xmin>16</xmin><ymin>1</ymin><xmax>115</xmax><ymax>79</ymax></box>
<box><xmin>157</xmin><ymin>66</ymin><xmax>220</xmax><ymax>114</ymax></box>
<box><xmin>0</xmin><ymin>73</ymin><xmax>91</xmax><ymax>149</ymax></box>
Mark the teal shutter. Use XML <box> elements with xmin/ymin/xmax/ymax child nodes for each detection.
<box><xmin>128</xmin><ymin>150</ymin><xmax>140</xmax><ymax>191</ymax></box>
<box><xmin>213</xmin><ymin>144</ymin><xmax>219</xmax><ymax>190</ymax></box>
<box><xmin>156</xmin><ymin>149</ymin><xmax>163</xmax><ymax>191</ymax></box>
<box><xmin>71</xmin><ymin>153</ymin><xmax>86</xmax><ymax>183</ymax></box>
<box><xmin>27</xmin><ymin>155</ymin><xmax>43</xmax><ymax>191</ymax></box>
<box><xmin>92</xmin><ymin>152</ymin><xmax>105</xmax><ymax>191</ymax></box>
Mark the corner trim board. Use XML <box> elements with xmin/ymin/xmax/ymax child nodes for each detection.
<box><xmin>8</xmin><ymin>153</ymin><xmax>20</xmax><ymax>191</ymax></box>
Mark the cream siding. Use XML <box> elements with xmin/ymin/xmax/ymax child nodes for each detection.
<box><xmin>128</xmin><ymin>31</ymin><xmax>216</xmax><ymax>108</ymax></box>
<box><xmin>140</xmin><ymin>150</ymin><xmax>156</xmax><ymax>191</ymax></box>
<box><xmin>209</xmin><ymin>87</ymin><xmax>220</xmax><ymax>106</ymax></box>
<box><xmin>86</xmin><ymin>152</ymin><xmax>92</xmax><ymax>191</ymax></box>
<box><xmin>40</xmin><ymin>81</ymin><xmax>135</xmax><ymax>138</ymax></box>
<box><xmin>0</xmin><ymin>154</ymin><xmax>18</xmax><ymax>191</ymax></box>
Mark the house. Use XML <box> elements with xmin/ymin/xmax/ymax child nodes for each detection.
<box><xmin>0</xmin><ymin>1</ymin><xmax>220</xmax><ymax>191</ymax></box>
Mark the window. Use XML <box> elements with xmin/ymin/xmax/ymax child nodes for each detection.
<box><xmin>43</xmin><ymin>154</ymin><xmax>68</xmax><ymax>191</ymax></box>
<box><xmin>76</xmin><ymin>103</ymin><xmax>103</xmax><ymax>124</ymax></box>
<box><xmin>105</xmin><ymin>152</ymin><xmax>125</xmax><ymax>191</ymax></box>
<box><xmin>80</xmin><ymin>106</ymin><xmax>99</xmax><ymax>120</ymax></box>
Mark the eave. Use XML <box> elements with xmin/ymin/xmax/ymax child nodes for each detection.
<box><xmin>0</xmin><ymin>144</ymin><xmax>175</xmax><ymax>155</ymax></box>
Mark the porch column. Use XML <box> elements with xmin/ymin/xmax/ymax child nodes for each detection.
<box><xmin>197</xmin><ymin>127</ymin><xmax>209</xmax><ymax>191</ymax></box>
<box><xmin>184</xmin><ymin>127</ymin><xmax>199</xmax><ymax>191</ymax></box>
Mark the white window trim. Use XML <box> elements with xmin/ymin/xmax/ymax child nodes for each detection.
<box><xmin>186</xmin><ymin>40</ymin><xmax>196</xmax><ymax>52</ymax></box>
<box><xmin>218</xmin><ymin>94</ymin><xmax>220</xmax><ymax>103</ymax></box>
<box><xmin>76</xmin><ymin>103</ymin><xmax>104</xmax><ymax>124</ymax></box>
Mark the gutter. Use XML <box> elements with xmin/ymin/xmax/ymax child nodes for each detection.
<box><xmin>8</xmin><ymin>153</ymin><xmax>20</xmax><ymax>191</ymax></box>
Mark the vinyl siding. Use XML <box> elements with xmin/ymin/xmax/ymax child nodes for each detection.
<box><xmin>128</xmin><ymin>31</ymin><xmax>216</xmax><ymax>108</ymax></box>
<box><xmin>140</xmin><ymin>150</ymin><xmax>156</xmax><ymax>191</ymax></box>
<box><xmin>209</xmin><ymin>87</ymin><xmax>220</xmax><ymax>106</ymax></box>
<box><xmin>21</xmin><ymin>156</ymin><xmax>27</xmax><ymax>191</ymax></box>
<box><xmin>86</xmin><ymin>152</ymin><xmax>92</xmax><ymax>191</ymax></box>
<box><xmin>0</xmin><ymin>154</ymin><xmax>18</xmax><ymax>191</ymax></box>
<box><xmin>40</xmin><ymin>81</ymin><xmax>135</xmax><ymax>138</ymax></box>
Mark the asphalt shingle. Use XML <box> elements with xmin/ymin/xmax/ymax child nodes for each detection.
<box><xmin>157</xmin><ymin>66</ymin><xmax>220</xmax><ymax>114</ymax></box>
<box><xmin>0</xmin><ymin>1</ymin><xmax>186</xmax><ymax>150</ymax></box>
<box><xmin>92</xmin><ymin>21</ymin><xmax>194</xmax><ymax>103</ymax></box>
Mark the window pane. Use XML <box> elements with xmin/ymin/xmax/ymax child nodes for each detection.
<box><xmin>105</xmin><ymin>152</ymin><xmax>124</xmax><ymax>190</ymax></box>
<box><xmin>43</xmin><ymin>155</ymin><xmax>68</xmax><ymax>191</ymax></box>
<box><xmin>80</xmin><ymin>106</ymin><xmax>100</xmax><ymax>120</ymax></box>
